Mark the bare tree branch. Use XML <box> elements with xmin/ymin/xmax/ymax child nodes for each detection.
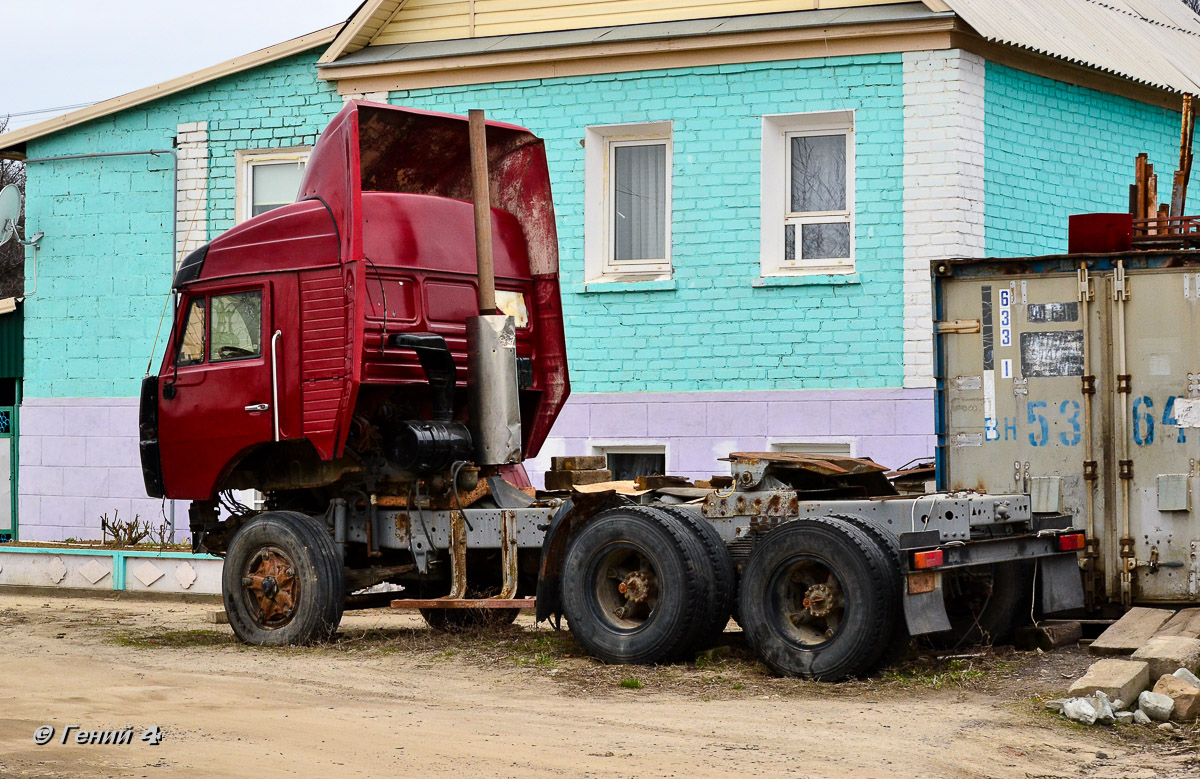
<box><xmin>0</xmin><ymin>115</ymin><xmax>26</xmax><ymax>300</ymax></box>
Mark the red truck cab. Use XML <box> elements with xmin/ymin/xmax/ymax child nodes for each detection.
<box><xmin>140</xmin><ymin>103</ymin><xmax>568</xmax><ymax>512</ymax></box>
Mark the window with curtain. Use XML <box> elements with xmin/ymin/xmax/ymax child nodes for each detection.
<box><xmin>611</xmin><ymin>141</ymin><xmax>668</xmax><ymax>264</ymax></box>
<box><xmin>584</xmin><ymin>122</ymin><xmax>673</xmax><ymax>282</ymax></box>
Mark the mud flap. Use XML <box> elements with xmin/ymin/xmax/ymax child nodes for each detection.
<box><xmin>1039</xmin><ymin>554</ymin><xmax>1085</xmax><ymax>614</ymax></box>
<box><xmin>903</xmin><ymin>571</ymin><xmax>953</xmax><ymax>635</ymax></box>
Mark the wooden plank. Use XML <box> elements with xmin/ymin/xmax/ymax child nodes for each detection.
<box><xmin>543</xmin><ymin>469</ymin><xmax>614</xmax><ymax>490</ymax></box>
<box><xmin>1014</xmin><ymin>621</ymin><xmax>1082</xmax><ymax>651</ymax></box>
<box><xmin>1156</xmin><ymin>608</ymin><xmax>1200</xmax><ymax>640</ymax></box>
<box><xmin>1089</xmin><ymin>606</ymin><xmax>1175</xmax><ymax>655</ymax></box>
<box><xmin>1135</xmin><ymin>154</ymin><xmax>1148</xmax><ymax>220</ymax></box>
<box><xmin>391</xmin><ymin>597</ymin><xmax>535</xmax><ymax>609</ymax></box>
<box><xmin>550</xmin><ymin>455</ymin><xmax>607</xmax><ymax>471</ymax></box>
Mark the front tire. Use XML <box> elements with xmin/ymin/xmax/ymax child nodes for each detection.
<box><xmin>223</xmin><ymin>511</ymin><xmax>345</xmax><ymax>646</ymax></box>
<box><xmin>738</xmin><ymin>517</ymin><xmax>896</xmax><ymax>680</ymax></box>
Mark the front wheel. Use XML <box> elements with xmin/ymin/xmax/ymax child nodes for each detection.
<box><xmin>738</xmin><ymin>517</ymin><xmax>897</xmax><ymax>681</ymax></box>
<box><xmin>222</xmin><ymin>511</ymin><xmax>345</xmax><ymax>646</ymax></box>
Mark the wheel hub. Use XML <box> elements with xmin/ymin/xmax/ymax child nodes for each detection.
<box><xmin>241</xmin><ymin>547</ymin><xmax>299</xmax><ymax>626</ymax></box>
<box><xmin>618</xmin><ymin>571</ymin><xmax>652</xmax><ymax>604</ymax></box>
<box><xmin>802</xmin><ymin>583</ymin><xmax>835</xmax><ymax>618</ymax></box>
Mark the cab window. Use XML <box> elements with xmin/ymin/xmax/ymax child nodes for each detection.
<box><xmin>210</xmin><ymin>291</ymin><xmax>263</xmax><ymax>362</ymax></box>
<box><xmin>176</xmin><ymin>298</ymin><xmax>206</xmax><ymax>366</ymax></box>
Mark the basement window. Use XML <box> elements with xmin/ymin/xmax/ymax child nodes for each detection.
<box><xmin>236</xmin><ymin>148</ymin><xmax>310</xmax><ymax>223</ymax></box>
<box><xmin>594</xmin><ymin>445</ymin><xmax>668</xmax><ymax>481</ymax></box>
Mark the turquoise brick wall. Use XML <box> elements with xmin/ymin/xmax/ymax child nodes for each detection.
<box><xmin>389</xmin><ymin>55</ymin><xmax>906</xmax><ymax>393</ymax></box>
<box><xmin>984</xmin><ymin>63</ymin><xmax>1180</xmax><ymax>257</ymax></box>
<box><xmin>22</xmin><ymin>49</ymin><xmax>340</xmax><ymax>398</ymax></box>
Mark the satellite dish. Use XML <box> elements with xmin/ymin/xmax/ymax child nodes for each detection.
<box><xmin>0</xmin><ymin>184</ymin><xmax>21</xmax><ymax>247</ymax></box>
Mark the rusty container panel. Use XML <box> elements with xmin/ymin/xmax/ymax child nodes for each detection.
<box><xmin>934</xmin><ymin>252</ymin><xmax>1200</xmax><ymax>606</ymax></box>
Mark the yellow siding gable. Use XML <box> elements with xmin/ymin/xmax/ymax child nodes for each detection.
<box><xmin>371</xmin><ymin>0</ymin><xmax>910</xmax><ymax>46</ymax></box>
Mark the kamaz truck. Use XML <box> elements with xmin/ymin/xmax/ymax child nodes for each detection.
<box><xmin>139</xmin><ymin>102</ymin><xmax>1086</xmax><ymax>680</ymax></box>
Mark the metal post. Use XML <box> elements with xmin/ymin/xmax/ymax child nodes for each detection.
<box><xmin>469</xmin><ymin>109</ymin><xmax>496</xmax><ymax>314</ymax></box>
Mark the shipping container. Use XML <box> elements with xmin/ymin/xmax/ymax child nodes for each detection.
<box><xmin>933</xmin><ymin>251</ymin><xmax>1200</xmax><ymax>610</ymax></box>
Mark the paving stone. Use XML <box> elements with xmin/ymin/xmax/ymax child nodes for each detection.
<box><xmin>1091</xmin><ymin>608</ymin><xmax>1174</xmax><ymax>656</ymax></box>
<box><xmin>1130</xmin><ymin>635</ymin><xmax>1200</xmax><ymax>680</ymax></box>
<box><xmin>1068</xmin><ymin>658</ymin><xmax>1151</xmax><ymax>704</ymax></box>
<box><xmin>1156</xmin><ymin>608</ymin><xmax>1200</xmax><ymax>639</ymax></box>
<box><xmin>1138</xmin><ymin>690</ymin><xmax>1174</xmax><ymax>722</ymax></box>
<box><xmin>1152</xmin><ymin>674</ymin><xmax>1200</xmax><ymax>721</ymax></box>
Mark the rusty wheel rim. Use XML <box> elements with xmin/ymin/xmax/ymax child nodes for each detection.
<box><xmin>770</xmin><ymin>556</ymin><xmax>845</xmax><ymax>648</ymax></box>
<box><xmin>590</xmin><ymin>544</ymin><xmax>660</xmax><ymax>631</ymax></box>
<box><xmin>239</xmin><ymin>545</ymin><xmax>300</xmax><ymax>629</ymax></box>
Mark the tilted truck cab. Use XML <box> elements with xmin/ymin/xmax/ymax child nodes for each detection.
<box><xmin>139</xmin><ymin>103</ymin><xmax>1086</xmax><ymax>681</ymax></box>
<box><xmin>141</xmin><ymin>102</ymin><xmax>568</xmax><ymax>513</ymax></box>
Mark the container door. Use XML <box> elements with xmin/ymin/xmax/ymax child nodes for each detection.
<box><xmin>1113</xmin><ymin>266</ymin><xmax>1200</xmax><ymax>602</ymax></box>
<box><xmin>938</xmin><ymin>272</ymin><xmax>1096</xmax><ymax>508</ymax></box>
<box><xmin>158</xmin><ymin>287</ymin><xmax>274</xmax><ymax>499</ymax></box>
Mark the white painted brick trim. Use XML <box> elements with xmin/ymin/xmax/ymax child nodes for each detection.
<box><xmin>175</xmin><ymin>121</ymin><xmax>209</xmax><ymax>265</ymax></box>
<box><xmin>902</xmin><ymin>49</ymin><xmax>986</xmax><ymax>389</ymax></box>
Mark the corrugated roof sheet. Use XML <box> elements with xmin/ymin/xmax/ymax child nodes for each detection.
<box><xmin>948</xmin><ymin>0</ymin><xmax>1200</xmax><ymax>94</ymax></box>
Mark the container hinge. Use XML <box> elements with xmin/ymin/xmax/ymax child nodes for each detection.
<box><xmin>1077</xmin><ymin>266</ymin><xmax>1094</xmax><ymax>302</ymax></box>
<box><xmin>1113</xmin><ymin>262</ymin><xmax>1129</xmax><ymax>301</ymax></box>
<box><xmin>1083</xmin><ymin>460</ymin><xmax>1099</xmax><ymax>481</ymax></box>
<box><xmin>1081</xmin><ymin>375</ymin><xmax>1096</xmax><ymax>395</ymax></box>
<box><xmin>1118</xmin><ymin>459</ymin><xmax>1134</xmax><ymax>480</ymax></box>
<box><xmin>1116</xmin><ymin>374</ymin><xmax>1132</xmax><ymax>394</ymax></box>
<box><xmin>934</xmin><ymin>319</ymin><xmax>981</xmax><ymax>334</ymax></box>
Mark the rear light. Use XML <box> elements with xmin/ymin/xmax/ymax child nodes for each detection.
<box><xmin>913</xmin><ymin>549</ymin><xmax>944</xmax><ymax>569</ymax></box>
<box><xmin>1058</xmin><ymin>532</ymin><xmax>1086</xmax><ymax>552</ymax></box>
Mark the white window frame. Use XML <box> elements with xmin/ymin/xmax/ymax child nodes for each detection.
<box><xmin>590</xmin><ymin>442</ymin><xmax>669</xmax><ymax>478</ymax></box>
<box><xmin>584</xmin><ymin>122</ymin><xmax>673</xmax><ymax>283</ymax></box>
<box><xmin>760</xmin><ymin>111</ymin><xmax>855</xmax><ymax>277</ymax></box>
<box><xmin>234</xmin><ymin>147</ymin><xmax>311</xmax><ymax>224</ymax></box>
<box><xmin>768</xmin><ymin>439</ymin><xmax>856</xmax><ymax>457</ymax></box>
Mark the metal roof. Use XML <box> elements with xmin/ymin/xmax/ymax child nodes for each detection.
<box><xmin>319</xmin><ymin>3</ymin><xmax>950</xmax><ymax>68</ymax></box>
<box><xmin>947</xmin><ymin>0</ymin><xmax>1200</xmax><ymax>94</ymax></box>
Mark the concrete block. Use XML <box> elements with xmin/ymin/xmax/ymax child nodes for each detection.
<box><xmin>1068</xmin><ymin>658</ymin><xmax>1150</xmax><ymax>704</ymax></box>
<box><xmin>1152</xmin><ymin>674</ymin><xmax>1200</xmax><ymax>721</ymax></box>
<box><xmin>1090</xmin><ymin>607</ymin><xmax>1174</xmax><ymax>655</ymax></box>
<box><xmin>1156</xmin><ymin>608</ymin><xmax>1200</xmax><ymax>639</ymax></box>
<box><xmin>1131</xmin><ymin>636</ymin><xmax>1200</xmax><ymax>680</ymax></box>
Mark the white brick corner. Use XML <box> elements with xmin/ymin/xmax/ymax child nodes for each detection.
<box><xmin>902</xmin><ymin>50</ymin><xmax>986</xmax><ymax>389</ymax></box>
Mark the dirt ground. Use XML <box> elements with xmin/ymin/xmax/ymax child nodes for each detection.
<box><xmin>0</xmin><ymin>592</ymin><xmax>1197</xmax><ymax>779</ymax></box>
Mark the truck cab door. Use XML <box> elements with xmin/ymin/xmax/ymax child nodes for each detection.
<box><xmin>158</xmin><ymin>286</ymin><xmax>275</xmax><ymax>499</ymax></box>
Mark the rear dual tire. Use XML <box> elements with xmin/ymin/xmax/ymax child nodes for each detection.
<box><xmin>737</xmin><ymin>517</ymin><xmax>901</xmax><ymax>681</ymax></box>
<box><xmin>560</xmin><ymin>506</ymin><xmax>725</xmax><ymax>665</ymax></box>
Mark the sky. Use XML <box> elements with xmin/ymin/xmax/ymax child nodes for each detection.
<box><xmin>0</xmin><ymin>0</ymin><xmax>360</xmax><ymax>130</ymax></box>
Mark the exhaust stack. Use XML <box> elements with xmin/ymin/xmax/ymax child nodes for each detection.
<box><xmin>467</xmin><ymin>109</ymin><xmax>523</xmax><ymax>466</ymax></box>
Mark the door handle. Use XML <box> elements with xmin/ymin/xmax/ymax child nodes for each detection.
<box><xmin>245</xmin><ymin>403</ymin><xmax>269</xmax><ymax>412</ymax></box>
